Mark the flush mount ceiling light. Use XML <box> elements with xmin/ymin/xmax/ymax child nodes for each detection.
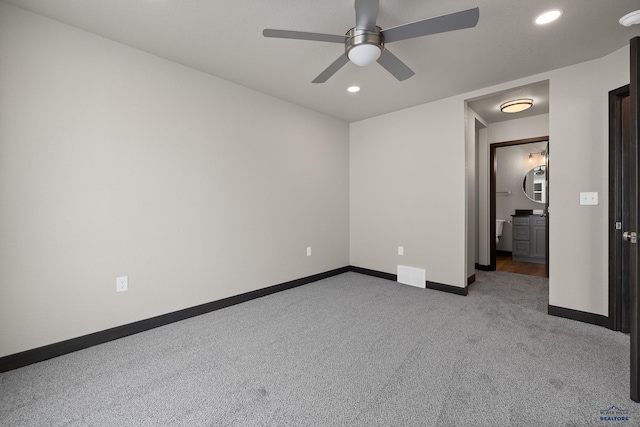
<box><xmin>500</xmin><ymin>98</ymin><xmax>534</xmax><ymax>113</ymax></box>
<box><xmin>347</xmin><ymin>86</ymin><xmax>361</xmax><ymax>93</ymax></box>
<box><xmin>535</xmin><ymin>9</ymin><xmax>563</xmax><ymax>25</ymax></box>
<box><xmin>620</xmin><ymin>10</ymin><xmax>640</xmax><ymax>27</ymax></box>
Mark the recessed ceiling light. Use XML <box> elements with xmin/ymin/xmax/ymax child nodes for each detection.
<box><xmin>620</xmin><ymin>10</ymin><xmax>640</xmax><ymax>27</ymax></box>
<box><xmin>347</xmin><ymin>86</ymin><xmax>361</xmax><ymax>93</ymax></box>
<box><xmin>535</xmin><ymin>9</ymin><xmax>563</xmax><ymax>25</ymax></box>
<box><xmin>500</xmin><ymin>99</ymin><xmax>534</xmax><ymax>114</ymax></box>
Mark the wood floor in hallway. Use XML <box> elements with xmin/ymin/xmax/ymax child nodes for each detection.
<box><xmin>496</xmin><ymin>253</ymin><xmax>547</xmax><ymax>278</ymax></box>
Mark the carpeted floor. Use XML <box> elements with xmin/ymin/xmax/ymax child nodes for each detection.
<box><xmin>0</xmin><ymin>271</ymin><xmax>637</xmax><ymax>426</ymax></box>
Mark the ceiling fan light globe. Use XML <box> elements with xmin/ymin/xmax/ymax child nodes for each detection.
<box><xmin>348</xmin><ymin>44</ymin><xmax>381</xmax><ymax>66</ymax></box>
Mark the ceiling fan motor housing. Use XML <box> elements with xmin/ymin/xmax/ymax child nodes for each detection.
<box><xmin>345</xmin><ymin>26</ymin><xmax>384</xmax><ymax>66</ymax></box>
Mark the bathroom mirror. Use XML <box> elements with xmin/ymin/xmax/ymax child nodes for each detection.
<box><xmin>523</xmin><ymin>165</ymin><xmax>546</xmax><ymax>203</ymax></box>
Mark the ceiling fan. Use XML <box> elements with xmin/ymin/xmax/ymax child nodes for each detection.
<box><xmin>263</xmin><ymin>0</ymin><xmax>479</xmax><ymax>83</ymax></box>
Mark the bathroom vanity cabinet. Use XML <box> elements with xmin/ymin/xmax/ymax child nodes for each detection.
<box><xmin>511</xmin><ymin>214</ymin><xmax>546</xmax><ymax>264</ymax></box>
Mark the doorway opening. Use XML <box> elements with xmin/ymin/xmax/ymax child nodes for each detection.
<box><xmin>489</xmin><ymin>137</ymin><xmax>550</xmax><ymax>278</ymax></box>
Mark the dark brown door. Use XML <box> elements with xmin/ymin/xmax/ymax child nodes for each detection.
<box><xmin>609</xmin><ymin>86</ymin><xmax>631</xmax><ymax>333</ymax></box>
<box><xmin>629</xmin><ymin>36</ymin><xmax>640</xmax><ymax>403</ymax></box>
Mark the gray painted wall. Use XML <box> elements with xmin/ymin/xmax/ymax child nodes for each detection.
<box><xmin>350</xmin><ymin>97</ymin><xmax>467</xmax><ymax>288</ymax></box>
<box><xmin>0</xmin><ymin>3</ymin><xmax>350</xmax><ymax>357</ymax></box>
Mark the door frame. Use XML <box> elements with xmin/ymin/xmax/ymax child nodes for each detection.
<box><xmin>629</xmin><ymin>36</ymin><xmax>640</xmax><ymax>403</ymax></box>
<box><xmin>489</xmin><ymin>136</ymin><xmax>550</xmax><ymax>273</ymax></box>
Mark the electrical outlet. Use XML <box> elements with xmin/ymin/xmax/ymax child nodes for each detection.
<box><xmin>116</xmin><ymin>276</ymin><xmax>128</xmax><ymax>292</ymax></box>
<box><xmin>398</xmin><ymin>246</ymin><xmax>404</xmax><ymax>256</ymax></box>
<box><xmin>306</xmin><ymin>247</ymin><xmax>312</xmax><ymax>256</ymax></box>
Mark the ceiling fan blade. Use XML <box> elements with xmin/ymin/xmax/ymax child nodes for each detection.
<box><xmin>312</xmin><ymin>55</ymin><xmax>350</xmax><ymax>83</ymax></box>
<box><xmin>381</xmin><ymin>7</ymin><xmax>479</xmax><ymax>43</ymax></box>
<box><xmin>354</xmin><ymin>0</ymin><xmax>380</xmax><ymax>31</ymax></box>
<box><xmin>263</xmin><ymin>29</ymin><xmax>347</xmax><ymax>44</ymax></box>
<box><xmin>376</xmin><ymin>49</ymin><xmax>415</xmax><ymax>81</ymax></box>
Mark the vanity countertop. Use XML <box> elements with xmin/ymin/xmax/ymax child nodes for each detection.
<box><xmin>512</xmin><ymin>209</ymin><xmax>544</xmax><ymax>217</ymax></box>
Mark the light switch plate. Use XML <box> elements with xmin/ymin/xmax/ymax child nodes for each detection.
<box><xmin>579</xmin><ymin>192</ymin><xmax>598</xmax><ymax>206</ymax></box>
<box><xmin>398</xmin><ymin>246</ymin><xmax>404</xmax><ymax>256</ymax></box>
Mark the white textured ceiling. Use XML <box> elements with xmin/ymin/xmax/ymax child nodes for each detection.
<box><xmin>4</xmin><ymin>0</ymin><xmax>639</xmax><ymax>122</ymax></box>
